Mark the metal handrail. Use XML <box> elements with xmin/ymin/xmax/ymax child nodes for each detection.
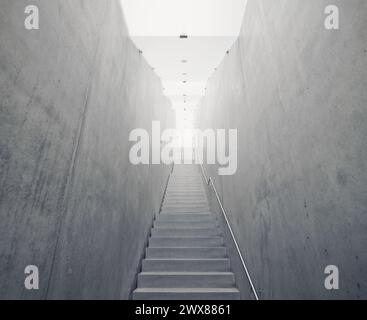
<box><xmin>200</xmin><ymin>164</ymin><xmax>260</xmax><ymax>301</ymax></box>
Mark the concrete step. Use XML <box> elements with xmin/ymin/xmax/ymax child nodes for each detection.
<box><xmin>146</xmin><ymin>247</ymin><xmax>227</xmax><ymax>259</ymax></box>
<box><xmin>168</xmin><ymin>184</ymin><xmax>205</xmax><ymax>191</ymax></box>
<box><xmin>168</xmin><ymin>181</ymin><xmax>202</xmax><ymax>183</ymax></box>
<box><xmin>169</xmin><ymin>183</ymin><xmax>202</xmax><ymax>185</ymax></box>
<box><xmin>168</xmin><ymin>183</ymin><xmax>203</xmax><ymax>186</ymax></box>
<box><xmin>138</xmin><ymin>272</ymin><xmax>236</xmax><ymax>288</ymax></box>
<box><xmin>169</xmin><ymin>179</ymin><xmax>201</xmax><ymax>181</ymax></box>
<box><xmin>168</xmin><ymin>179</ymin><xmax>202</xmax><ymax>181</ymax></box>
<box><xmin>167</xmin><ymin>185</ymin><xmax>203</xmax><ymax>187</ymax></box>
<box><xmin>154</xmin><ymin>220</ymin><xmax>219</xmax><ymax>228</ymax></box>
<box><xmin>161</xmin><ymin>208</ymin><xmax>211</xmax><ymax>214</ymax></box>
<box><xmin>164</xmin><ymin>196</ymin><xmax>208</xmax><ymax>202</ymax></box>
<box><xmin>151</xmin><ymin>227</ymin><xmax>221</xmax><ymax>237</ymax></box>
<box><xmin>162</xmin><ymin>203</ymin><xmax>209</xmax><ymax>208</ymax></box>
<box><xmin>166</xmin><ymin>185</ymin><xmax>204</xmax><ymax>188</ymax></box>
<box><xmin>167</xmin><ymin>190</ymin><xmax>204</xmax><ymax>192</ymax></box>
<box><xmin>164</xmin><ymin>199</ymin><xmax>208</xmax><ymax>204</ymax></box>
<box><xmin>167</xmin><ymin>187</ymin><xmax>205</xmax><ymax>194</ymax></box>
<box><xmin>157</xmin><ymin>212</ymin><xmax>215</xmax><ymax>218</ymax></box>
<box><xmin>165</xmin><ymin>191</ymin><xmax>206</xmax><ymax>195</ymax></box>
<box><xmin>161</xmin><ymin>206</ymin><xmax>210</xmax><ymax>214</ymax></box>
<box><xmin>168</xmin><ymin>184</ymin><xmax>203</xmax><ymax>187</ymax></box>
<box><xmin>156</xmin><ymin>213</ymin><xmax>217</xmax><ymax>222</ymax></box>
<box><xmin>162</xmin><ymin>207</ymin><xmax>210</xmax><ymax>211</ymax></box>
<box><xmin>165</xmin><ymin>193</ymin><xmax>207</xmax><ymax>197</ymax></box>
<box><xmin>166</xmin><ymin>188</ymin><xmax>205</xmax><ymax>192</ymax></box>
<box><xmin>170</xmin><ymin>176</ymin><xmax>201</xmax><ymax>178</ymax></box>
<box><xmin>167</xmin><ymin>187</ymin><xmax>204</xmax><ymax>190</ymax></box>
<box><xmin>163</xmin><ymin>202</ymin><xmax>209</xmax><ymax>207</ymax></box>
<box><xmin>133</xmin><ymin>288</ymin><xmax>240</xmax><ymax>300</ymax></box>
<box><xmin>149</xmin><ymin>236</ymin><xmax>224</xmax><ymax>248</ymax></box>
<box><xmin>164</xmin><ymin>197</ymin><xmax>207</xmax><ymax>201</ymax></box>
<box><xmin>142</xmin><ymin>259</ymin><xmax>231</xmax><ymax>272</ymax></box>
<box><xmin>163</xmin><ymin>202</ymin><xmax>209</xmax><ymax>208</ymax></box>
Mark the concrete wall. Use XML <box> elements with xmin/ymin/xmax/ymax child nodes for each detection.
<box><xmin>0</xmin><ymin>0</ymin><xmax>173</xmax><ymax>299</ymax></box>
<box><xmin>198</xmin><ymin>0</ymin><xmax>367</xmax><ymax>299</ymax></box>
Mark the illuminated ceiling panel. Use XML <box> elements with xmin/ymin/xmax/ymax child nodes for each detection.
<box><xmin>120</xmin><ymin>0</ymin><xmax>247</xmax><ymax>119</ymax></box>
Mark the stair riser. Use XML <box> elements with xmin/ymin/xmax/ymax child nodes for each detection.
<box><xmin>146</xmin><ymin>248</ymin><xmax>227</xmax><ymax>259</ymax></box>
<box><xmin>168</xmin><ymin>186</ymin><xmax>205</xmax><ymax>192</ymax></box>
<box><xmin>167</xmin><ymin>188</ymin><xmax>204</xmax><ymax>190</ymax></box>
<box><xmin>164</xmin><ymin>196</ymin><xmax>207</xmax><ymax>199</ymax></box>
<box><xmin>154</xmin><ymin>221</ymin><xmax>219</xmax><ymax>228</ymax></box>
<box><xmin>167</xmin><ymin>191</ymin><xmax>205</xmax><ymax>193</ymax></box>
<box><xmin>165</xmin><ymin>196</ymin><xmax>206</xmax><ymax>199</ymax></box>
<box><xmin>167</xmin><ymin>188</ymin><xmax>205</xmax><ymax>191</ymax></box>
<box><xmin>168</xmin><ymin>183</ymin><xmax>203</xmax><ymax>185</ymax></box>
<box><xmin>166</xmin><ymin>189</ymin><xmax>205</xmax><ymax>192</ymax></box>
<box><xmin>163</xmin><ymin>204</ymin><xmax>209</xmax><ymax>209</ymax></box>
<box><xmin>142</xmin><ymin>259</ymin><xmax>231</xmax><ymax>272</ymax></box>
<box><xmin>163</xmin><ymin>201</ymin><xmax>209</xmax><ymax>205</ymax></box>
<box><xmin>169</xmin><ymin>180</ymin><xmax>202</xmax><ymax>183</ymax></box>
<box><xmin>161</xmin><ymin>210</ymin><xmax>211</xmax><ymax>215</ymax></box>
<box><xmin>165</xmin><ymin>194</ymin><xmax>207</xmax><ymax>198</ymax></box>
<box><xmin>138</xmin><ymin>274</ymin><xmax>236</xmax><ymax>288</ymax></box>
<box><xmin>162</xmin><ymin>204</ymin><xmax>209</xmax><ymax>208</ymax></box>
<box><xmin>149</xmin><ymin>237</ymin><xmax>224</xmax><ymax>247</ymax></box>
<box><xmin>151</xmin><ymin>228</ymin><xmax>221</xmax><ymax>237</ymax></box>
<box><xmin>133</xmin><ymin>291</ymin><xmax>240</xmax><ymax>301</ymax></box>
<box><xmin>156</xmin><ymin>214</ymin><xmax>217</xmax><ymax>222</ymax></box>
<box><xmin>164</xmin><ymin>200</ymin><xmax>208</xmax><ymax>204</ymax></box>
<box><xmin>166</xmin><ymin>194</ymin><xmax>205</xmax><ymax>196</ymax></box>
<box><xmin>164</xmin><ymin>198</ymin><xmax>208</xmax><ymax>202</ymax></box>
<box><xmin>168</xmin><ymin>182</ymin><xmax>203</xmax><ymax>185</ymax></box>
<box><xmin>168</xmin><ymin>184</ymin><xmax>203</xmax><ymax>187</ymax></box>
<box><xmin>161</xmin><ymin>208</ymin><xmax>210</xmax><ymax>213</ymax></box>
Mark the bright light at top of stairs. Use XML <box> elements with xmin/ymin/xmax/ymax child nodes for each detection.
<box><xmin>120</xmin><ymin>0</ymin><xmax>247</xmax><ymax>37</ymax></box>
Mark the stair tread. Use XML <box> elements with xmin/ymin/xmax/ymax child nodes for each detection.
<box><xmin>150</xmin><ymin>236</ymin><xmax>223</xmax><ymax>238</ymax></box>
<box><xmin>147</xmin><ymin>249</ymin><xmax>225</xmax><ymax>251</ymax></box>
<box><xmin>154</xmin><ymin>223</ymin><xmax>218</xmax><ymax>227</ymax></box>
<box><xmin>140</xmin><ymin>272</ymin><xmax>234</xmax><ymax>275</ymax></box>
<box><xmin>153</xmin><ymin>227</ymin><xmax>220</xmax><ymax>230</ymax></box>
<box><xmin>149</xmin><ymin>235</ymin><xmax>223</xmax><ymax>238</ymax></box>
<box><xmin>158</xmin><ymin>213</ymin><xmax>214</xmax><ymax>215</ymax></box>
<box><xmin>144</xmin><ymin>258</ymin><xmax>229</xmax><ymax>261</ymax></box>
<box><xmin>155</xmin><ymin>214</ymin><xmax>217</xmax><ymax>221</ymax></box>
<box><xmin>134</xmin><ymin>288</ymin><xmax>239</xmax><ymax>293</ymax></box>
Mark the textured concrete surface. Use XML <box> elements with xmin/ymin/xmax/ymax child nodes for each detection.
<box><xmin>0</xmin><ymin>0</ymin><xmax>173</xmax><ymax>299</ymax></box>
<box><xmin>198</xmin><ymin>0</ymin><xmax>367</xmax><ymax>299</ymax></box>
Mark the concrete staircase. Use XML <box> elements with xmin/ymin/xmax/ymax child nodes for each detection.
<box><xmin>133</xmin><ymin>165</ymin><xmax>240</xmax><ymax>300</ymax></box>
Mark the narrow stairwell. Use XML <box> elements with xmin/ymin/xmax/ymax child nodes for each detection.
<box><xmin>133</xmin><ymin>165</ymin><xmax>241</xmax><ymax>300</ymax></box>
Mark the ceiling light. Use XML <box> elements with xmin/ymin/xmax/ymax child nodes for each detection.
<box><xmin>180</xmin><ymin>34</ymin><xmax>188</xmax><ymax>39</ymax></box>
